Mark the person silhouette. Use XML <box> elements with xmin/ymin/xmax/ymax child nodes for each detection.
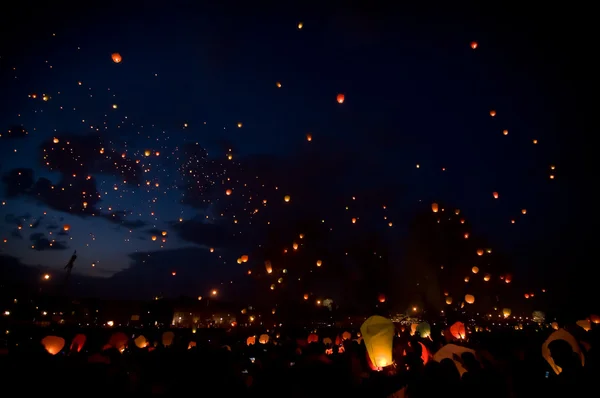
<box><xmin>64</xmin><ymin>250</ymin><xmax>77</xmax><ymax>273</ymax></box>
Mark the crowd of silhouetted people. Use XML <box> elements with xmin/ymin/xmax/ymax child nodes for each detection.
<box><xmin>1</xmin><ymin>324</ymin><xmax>597</xmax><ymax>397</ymax></box>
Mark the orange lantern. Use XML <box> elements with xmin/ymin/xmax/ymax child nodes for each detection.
<box><xmin>246</xmin><ymin>336</ymin><xmax>256</xmax><ymax>346</ymax></box>
<box><xmin>134</xmin><ymin>335</ymin><xmax>148</xmax><ymax>348</ymax></box>
<box><xmin>449</xmin><ymin>322</ymin><xmax>466</xmax><ymax>339</ymax></box>
<box><xmin>41</xmin><ymin>336</ymin><xmax>65</xmax><ymax>355</ymax></box>
<box><xmin>489</xmin><ymin>110</ymin><xmax>496</xmax><ymax>117</ymax></box>
<box><xmin>483</xmin><ymin>273</ymin><xmax>491</xmax><ymax>282</ymax></box>
<box><xmin>108</xmin><ymin>332</ymin><xmax>128</xmax><ymax>352</ymax></box>
<box><xmin>111</xmin><ymin>53</ymin><xmax>122</xmax><ymax>63</ymax></box>
<box><xmin>284</xmin><ymin>195</ymin><xmax>291</xmax><ymax>202</ymax></box>
<box><xmin>493</xmin><ymin>191</ymin><xmax>499</xmax><ymax>199</ymax></box>
<box><xmin>470</xmin><ymin>41</ymin><xmax>478</xmax><ymax>49</ymax></box>
<box><xmin>306</xmin><ymin>133</ymin><xmax>312</xmax><ymax>142</ymax></box>
<box><xmin>464</xmin><ymin>294</ymin><xmax>475</xmax><ymax>304</ymax></box>
<box><xmin>471</xmin><ymin>266</ymin><xmax>479</xmax><ymax>274</ymax></box>
<box><xmin>264</xmin><ymin>260</ymin><xmax>273</xmax><ymax>274</ymax></box>
<box><xmin>63</xmin><ymin>224</ymin><xmax>70</xmax><ymax>231</ymax></box>
<box><xmin>431</xmin><ymin>203</ymin><xmax>439</xmax><ymax>213</ymax></box>
<box><xmin>476</xmin><ymin>249</ymin><xmax>484</xmax><ymax>256</ymax></box>
<box><xmin>336</xmin><ymin>93</ymin><xmax>345</xmax><ymax>104</ymax></box>
<box><xmin>378</xmin><ymin>293</ymin><xmax>386</xmax><ymax>303</ymax></box>
<box><xmin>307</xmin><ymin>333</ymin><xmax>319</xmax><ymax>344</ymax></box>
<box><xmin>241</xmin><ymin>255</ymin><xmax>249</xmax><ymax>263</ymax></box>
<box><xmin>316</xmin><ymin>259</ymin><xmax>322</xmax><ymax>267</ymax></box>
<box><xmin>259</xmin><ymin>334</ymin><xmax>270</xmax><ymax>344</ymax></box>
<box><xmin>225</xmin><ymin>189</ymin><xmax>232</xmax><ymax>196</ymax></box>
<box><xmin>590</xmin><ymin>314</ymin><xmax>600</xmax><ymax>324</ymax></box>
<box><xmin>445</xmin><ymin>296</ymin><xmax>452</xmax><ymax>305</ymax></box>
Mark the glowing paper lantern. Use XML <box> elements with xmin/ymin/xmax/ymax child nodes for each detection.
<box><xmin>134</xmin><ymin>335</ymin><xmax>148</xmax><ymax>349</ymax></box>
<box><xmin>259</xmin><ymin>334</ymin><xmax>270</xmax><ymax>344</ymax></box>
<box><xmin>465</xmin><ymin>294</ymin><xmax>475</xmax><ymax>304</ymax></box>
<box><xmin>542</xmin><ymin>329</ymin><xmax>585</xmax><ymax>375</ymax></box>
<box><xmin>445</xmin><ymin>296</ymin><xmax>452</xmax><ymax>305</ymax></box>
<box><xmin>502</xmin><ymin>308</ymin><xmax>511</xmax><ymax>318</ymax></box>
<box><xmin>264</xmin><ymin>260</ymin><xmax>273</xmax><ymax>274</ymax></box>
<box><xmin>590</xmin><ymin>314</ymin><xmax>600</xmax><ymax>324</ymax></box>
<box><xmin>378</xmin><ymin>293</ymin><xmax>386</xmax><ymax>303</ymax></box>
<box><xmin>471</xmin><ymin>266</ymin><xmax>479</xmax><ymax>274</ymax></box>
<box><xmin>241</xmin><ymin>255</ymin><xmax>249</xmax><ymax>263</ymax></box>
<box><xmin>42</xmin><ymin>335</ymin><xmax>65</xmax><ymax>355</ymax></box>
<box><xmin>246</xmin><ymin>336</ymin><xmax>256</xmax><ymax>346</ymax></box>
<box><xmin>108</xmin><ymin>332</ymin><xmax>128</xmax><ymax>352</ymax></box>
<box><xmin>188</xmin><ymin>341</ymin><xmax>196</xmax><ymax>349</ymax></box>
<box><xmin>70</xmin><ymin>333</ymin><xmax>87</xmax><ymax>353</ymax></box>
<box><xmin>284</xmin><ymin>195</ymin><xmax>291</xmax><ymax>202</ymax></box>
<box><xmin>162</xmin><ymin>331</ymin><xmax>174</xmax><ymax>347</ymax></box>
<box><xmin>449</xmin><ymin>321</ymin><xmax>466</xmax><ymax>339</ymax></box>
<box><xmin>111</xmin><ymin>53</ymin><xmax>122</xmax><ymax>63</ymax></box>
<box><xmin>342</xmin><ymin>331</ymin><xmax>351</xmax><ymax>340</ymax></box>
<box><xmin>576</xmin><ymin>319</ymin><xmax>591</xmax><ymax>331</ymax></box>
<box><xmin>323</xmin><ymin>337</ymin><xmax>332</xmax><ymax>345</ymax></box>
<box><xmin>336</xmin><ymin>93</ymin><xmax>345</xmax><ymax>104</ymax></box>
<box><xmin>307</xmin><ymin>333</ymin><xmax>319</xmax><ymax>344</ymax></box>
<box><xmin>416</xmin><ymin>322</ymin><xmax>431</xmax><ymax>338</ymax></box>
<box><xmin>431</xmin><ymin>203</ymin><xmax>439</xmax><ymax>213</ymax></box>
<box><xmin>360</xmin><ymin>315</ymin><xmax>395</xmax><ymax>369</ymax></box>
<box><xmin>433</xmin><ymin>344</ymin><xmax>475</xmax><ymax>376</ymax></box>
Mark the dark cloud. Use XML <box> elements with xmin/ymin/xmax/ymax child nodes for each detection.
<box><xmin>40</xmin><ymin>134</ymin><xmax>142</xmax><ymax>185</ymax></box>
<box><xmin>1</xmin><ymin>125</ymin><xmax>28</xmax><ymax>139</ymax></box>
<box><xmin>2</xmin><ymin>168</ymin><xmax>145</xmax><ymax>228</ymax></box>
<box><xmin>29</xmin><ymin>232</ymin><xmax>68</xmax><ymax>251</ymax></box>
<box><xmin>171</xmin><ymin>217</ymin><xmax>238</xmax><ymax>249</ymax></box>
<box><xmin>100</xmin><ymin>210</ymin><xmax>147</xmax><ymax>229</ymax></box>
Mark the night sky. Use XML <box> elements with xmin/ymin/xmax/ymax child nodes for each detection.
<box><xmin>0</xmin><ymin>2</ymin><xmax>595</xmax><ymax>309</ymax></box>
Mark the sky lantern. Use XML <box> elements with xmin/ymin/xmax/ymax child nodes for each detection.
<box><xmin>542</xmin><ymin>329</ymin><xmax>585</xmax><ymax>375</ymax></box>
<box><xmin>590</xmin><ymin>314</ymin><xmax>600</xmax><ymax>324</ymax></box>
<box><xmin>360</xmin><ymin>315</ymin><xmax>395</xmax><ymax>370</ymax></box>
<box><xmin>297</xmin><ymin>22</ymin><xmax>303</xmax><ymax>29</ymax></box>
<box><xmin>303</xmin><ymin>293</ymin><xmax>309</xmax><ymax>300</ymax></box>
<box><xmin>108</xmin><ymin>332</ymin><xmax>128</xmax><ymax>352</ymax></box>
<box><xmin>69</xmin><ymin>334</ymin><xmax>86</xmax><ymax>353</ymax></box>
<box><xmin>524</xmin><ymin>293</ymin><xmax>530</xmax><ymax>299</ymax></box>
<box><xmin>449</xmin><ymin>322</ymin><xmax>466</xmax><ymax>340</ymax></box>
<box><xmin>41</xmin><ymin>336</ymin><xmax>65</xmax><ymax>355</ymax></box>
<box><xmin>306</xmin><ymin>133</ymin><xmax>312</xmax><ymax>141</ymax></box>
<box><xmin>463</xmin><ymin>233</ymin><xmax>469</xmax><ymax>239</ymax></box>
<box><xmin>284</xmin><ymin>195</ymin><xmax>291</xmax><ymax>202</ymax></box>
<box><xmin>188</xmin><ymin>341</ymin><xmax>197</xmax><ymax>349</ymax></box>
<box><xmin>265</xmin><ymin>260</ymin><xmax>273</xmax><ymax>274</ymax></box>
<box><xmin>471</xmin><ymin>266</ymin><xmax>479</xmax><ymax>274</ymax></box>
<box><xmin>445</xmin><ymin>296</ymin><xmax>452</xmax><ymax>305</ymax></box>
<box><xmin>241</xmin><ymin>254</ymin><xmax>249</xmax><ymax>263</ymax></box>
<box><xmin>225</xmin><ymin>189</ymin><xmax>232</xmax><ymax>196</ymax></box>
<box><xmin>431</xmin><ymin>203</ymin><xmax>439</xmax><ymax>213</ymax></box>
<box><xmin>134</xmin><ymin>335</ymin><xmax>148</xmax><ymax>349</ymax></box>
<box><xmin>307</xmin><ymin>333</ymin><xmax>319</xmax><ymax>344</ymax></box>
<box><xmin>351</xmin><ymin>217</ymin><xmax>357</xmax><ymax>224</ymax></box>
<box><xmin>259</xmin><ymin>334</ymin><xmax>270</xmax><ymax>344</ymax></box>
<box><xmin>161</xmin><ymin>231</ymin><xmax>167</xmax><ymax>236</ymax></box>
<box><xmin>476</xmin><ymin>249</ymin><xmax>484</xmax><ymax>256</ymax></box>
<box><xmin>336</xmin><ymin>93</ymin><xmax>345</xmax><ymax>104</ymax></box>
<box><xmin>490</xmin><ymin>110</ymin><xmax>496</xmax><ymax>117</ymax></box>
<box><xmin>493</xmin><ymin>191</ymin><xmax>499</xmax><ymax>199</ymax></box>
<box><xmin>63</xmin><ymin>224</ymin><xmax>70</xmax><ymax>231</ymax></box>
<box><xmin>503</xmin><ymin>129</ymin><xmax>508</xmax><ymax>135</ymax></box>
<box><xmin>416</xmin><ymin>322</ymin><xmax>431</xmax><ymax>338</ymax></box>
<box><xmin>237</xmin><ymin>258</ymin><xmax>242</xmax><ymax>264</ymax></box>
<box><xmin>522</xmin><ymin>209</ymin><xmax>527</xmax><ymax>215</ymax></box>
<box><xmin>246</xmin><ymin>336</ymin><xmax>256</xmax><ymax>346</ymax></box>
<box><xmin>576</xmin><ymin>320</ymin><xmax>591</xmax><ymax>332</ymax></box>
<box><xmin>378</xmin><ymin>293</ymin><xmax>386</xmax><ymax>303</ymax></box>
<box><xmin>162</xmin><ymin>331</ymin><xmax>174</xmax><ymax>347</ymax></box>
<box><xmin>111</xmin><ymin>52</ymin><xmax>122</xmax><ymax>63</ymax></box>
<box><xmin>237</xmin><ymin>122</ymin><xmax>242</xmax><ymax>128</ymax></box>
<box><xmin>483</xmin><ymin>273</ymin><xmax>491</xmax><ymax>282</ymax></box>
<box><xmin>276</xmin><ymin>81</ymin><xmax>282</xmax><ymax>88</ymax></box>
<box><xmin>151</xmin><ymin>235</ymin><xmax>157</xmax><ymax>241</ymax></box>
<box><xmin>465</xmin><ymin>294</ymin><xmax>475</xmax><ymax>304</ymax></box>
<box><xmin>505</xmin><ymin>274</ymin><xmax>512</xmax><ymax>283</ymax></box>
<box><xmin>53</xmin><ymin>137</ymin><xmax>59</xmax><ymax>144</ymax></box>
<box><xmin>464</xmin><ymin>276</ymin><xmax>470</xmax><ymax>283</ymax></box>
<box><xmin>292</xmin><ymin>242</ymin><xmax>299</xmax><ymax>250</ymax></box>
<box><xmin>209</xmin><ymin>247</ymin><xmax>214</xmax><ymax>253</ymax></box>
<box><xmin>144</xmin><ymin>150</ymin><xmax>151</xmax><ymax>157</ymax></box>
<box><xmin>470</xmin><ymin>41</ymin><xmax>478</xmax><ymax>49</ymax></box>
<box><xmin>502</xmin><ymin>308</ymin><xmax>512</xmax><ymax>318</ymax></box>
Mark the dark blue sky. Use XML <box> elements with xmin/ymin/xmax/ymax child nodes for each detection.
<box><xmin>0</xmin><ymin>1</ymin><xmax>594</xmax><ymax>302</ymax></box>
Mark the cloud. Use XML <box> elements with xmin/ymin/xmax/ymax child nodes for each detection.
<box><xmin>171</xmin><ymin>217</ymin><xmax>237</xmax><ymax>249</ymax></box>
<box><xmin>40</xmin><ymin>134</ymin><xmax>142</xmax><ymax>185</ymax></box>
<box><xmin>2</xmin><ymin>168</ymin><xmax>145</xmax><ymax>228</ymax></box>
<box><xmin>29</xmin><ymin>232</ymin><xmax>68</xmax><ymax>251</ymax></box>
